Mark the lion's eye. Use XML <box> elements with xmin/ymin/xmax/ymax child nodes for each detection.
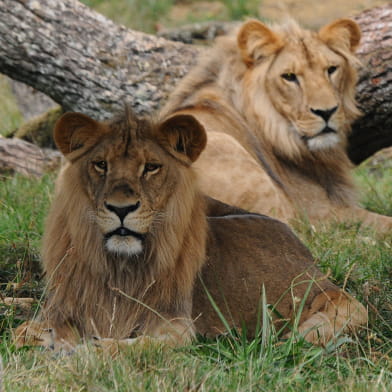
<box><xmin>93</xmin><ymin>160</ymin><xmax>107</xmax><ymax>173</ymax></box>
<box><xmin>143</xmin><ymin>162</ymin><xmax>162</xmax><ymax>176</ymax></box>
<box><xmin>281</xmin><ymin>73</ymin><xmax>298</xmax><ymax>83</ymax></box>
<box><xmin>327</xmin><ymin>65</ymin><xmax>338</xmax><ymax>75</ymax></box>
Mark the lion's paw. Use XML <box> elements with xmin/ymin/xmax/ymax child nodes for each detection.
<box><xmin>92</xmin><ymin>336</ymin><xmax>142</xmax><ymax>356</ymax></box>
<box><xmin>13</xmin><ymin>321</ymin><xmax>76</xmax><ymax>354</ymax></box>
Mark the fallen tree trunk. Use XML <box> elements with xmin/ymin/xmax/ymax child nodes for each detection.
<box><xmin>0</xmin><ymin>137</ymin><xmax>61</xmax><ymax>177</ymax></box>
<box><xmin>348</xmin><ymin>5</ymin><xmax>392</xmax><ymax>163</ymax></box>
<box><xmin>0</xmin><ymin>0</ymin><xmax>198</xmax><ymax>120</ymax></box>
<box><xmin>0</xmin><ymin>0</ymin><xmax>391</xmax><ymax>164</ymax></box>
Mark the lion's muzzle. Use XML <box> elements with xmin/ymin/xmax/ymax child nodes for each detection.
<box><xmin>105</xmin><ymin>227</ymin><xmax>146</xmax><ymax>241</ymax></box>
<box><xmin>104</xmin><ymin>201</ymin><xmax>140</xmax><ymax>222</ymax></box>
<box><xmin>101</xmin><ymin>199</ymin><xmax>148</xmax><ymax>256</ymax></box>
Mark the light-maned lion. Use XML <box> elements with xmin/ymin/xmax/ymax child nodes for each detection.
<box><xmin>161</xmin><ymin>18</ymin><xmax>392</xmax><ymax>233</ymax></box>
<box><xmin>14</xmin><ymin>109</ymin><xmax>366</xmax><ymax>350</ymax></box>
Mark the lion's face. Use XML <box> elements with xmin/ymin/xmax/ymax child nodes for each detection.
<box><xmin>54</xmin><ymin>111</ymin><xmax>206</xmax><ymax>256</ymax></box>
<box><xmin>238</xmin><ymin>19</ymin><xmax>361</xmax><ymax>154</ymax></box>
<box><xmin>265</xmin><ymin>41</ymin><xmax>352</xmax><ymax>151</ymax></box>
<box><xmin>87</xmin><ymin>134</ymin><xmax>174</xmax><ymax>256</ymax></box>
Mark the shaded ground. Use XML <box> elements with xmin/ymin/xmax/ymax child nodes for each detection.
<box><xmin>166</xmin><ymin>0</ymin><xmax>390</xmax><ymax>29</ymax></box>
<box><xmin>259</xmin><ymin>0</ymin><xmax>390</xmax><ymax>28</ymax></box>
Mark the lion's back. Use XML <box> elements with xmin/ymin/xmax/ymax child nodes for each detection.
<box><xmin>192</xmin><ymin>212</ymin><xmax>336</xmax><ymax>337</ymax></box>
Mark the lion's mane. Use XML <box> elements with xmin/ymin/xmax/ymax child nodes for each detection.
<box><xmin>40</xmin><ymin>112</ymin><xmax>207</xmax><ymax>340</ymax></box>
<box><xmin>161</xmin><ymin>18</ymin><xmax>369</xmax><ymax>222</ymax></box>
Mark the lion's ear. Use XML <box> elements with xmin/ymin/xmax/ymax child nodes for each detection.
<box><xmin>54</xmin><ymin>112</ymin><xmax>106</xmax><ymax>161</ymax></box>
<box><xmin>158</xmin><ymin>114</ymin><xmax>207</xmax><ymax>164</ymax></box>
<box><xmin>237</xmin><ymin>20</ymin><xmax>283</xmax><ymax>65</ymax></box>
<box><xmin>319</xmin><ymin>19</ymin><xmax>361</xmax><ymax>53</ymax></box>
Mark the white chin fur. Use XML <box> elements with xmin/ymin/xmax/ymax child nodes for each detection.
<box><xmin>105</xmin><ymin>236</ymin><xmax>143</xmax><ymax>256</ymax></box>
<box><xmin>307</xmin><ymin>133</ymin><xmax>340</xmax><ymax>151</ymax></box>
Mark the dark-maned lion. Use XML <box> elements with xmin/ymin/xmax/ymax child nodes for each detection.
<box><xmin>161</xmin><ymin>18</ymin><xmax>392</xmax><ymax>233</ymax></box>
<box><xmin>15</xmin><ymin>109</ymin><xmax>366</xmax><ymax>350</ymax></box>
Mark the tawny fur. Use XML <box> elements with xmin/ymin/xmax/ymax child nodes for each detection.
<box><xmin>161</xmin><ymin>18</ymin><xmax>392</xmax><ymax>233</ymax></box>
<box><xmin>14</xmin><ymin>110</ymin><xmax>367</xmax><ymax>350</ymax></box>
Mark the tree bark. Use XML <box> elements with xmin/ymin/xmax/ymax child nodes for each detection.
<box><xmin>0</xmin><ymin>137</ymin><xmax>61</xmax><ymax>177</ymax></box>
<box><xmin>0</xmin><ymin>0</ymin><xmax>198</xmax><ymax>120</ymax></box>
<box><xmin>0</xmin><ymin>0</ymin><xmax>391</xmax><ymax>164</ymax></box>
<box><xmin>348</xmin><ymin>5</ymin><xmax>392</xmax><ymax>163</ymax></box>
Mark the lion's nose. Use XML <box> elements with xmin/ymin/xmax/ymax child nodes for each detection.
<box><xmin>104</xmin><ymin>201</ymin><xmax>140</xmax><ymax>222</ymax></box>
<box><xmin>310</xmin><ymin>106</ymin><xmax>338</xmax><ymax>122</ymax></box>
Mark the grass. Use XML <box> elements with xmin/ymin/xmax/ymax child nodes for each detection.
<box><xmin>0</xmin><ymin>75</ymin><xmax>24</xmax><ymax>137</ymax></box>
<box><xmin>355</xmin><ymin>156</ymin><xmax>392</xmax><ymax>216</ymax></box>
<box><xmin>221</xmin><ymin>0</ymin><xmax>260</xmax><ymax>20</ymax></box>
<box><xmin>80</xmin><ymin>0</ymin><xmax>261</xmax><ymax>33</ymax></box>
<box><xmin>0</xmin><ymin>157</ymin><xmax>391</xmax><ymax>391</ymax></box>
<box><xmin>80</xmin><ymin>0</ymin><xmax>174</xmax><ymax>33</ymax></box>
<box><xmin>2</xmin><ymin>334</ymin><xmax>390</xmax><ymax>391</ymax></box>
<box><xmin>0</xmin><ymin>174</ymin><xmax>54</xmax><ymax>338</ymax></box>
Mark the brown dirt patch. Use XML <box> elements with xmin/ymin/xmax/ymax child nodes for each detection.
<box><xmin>260</xmin><ymin>0</ymin><xmax>390</xmax><ymax>28</ymax></box>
